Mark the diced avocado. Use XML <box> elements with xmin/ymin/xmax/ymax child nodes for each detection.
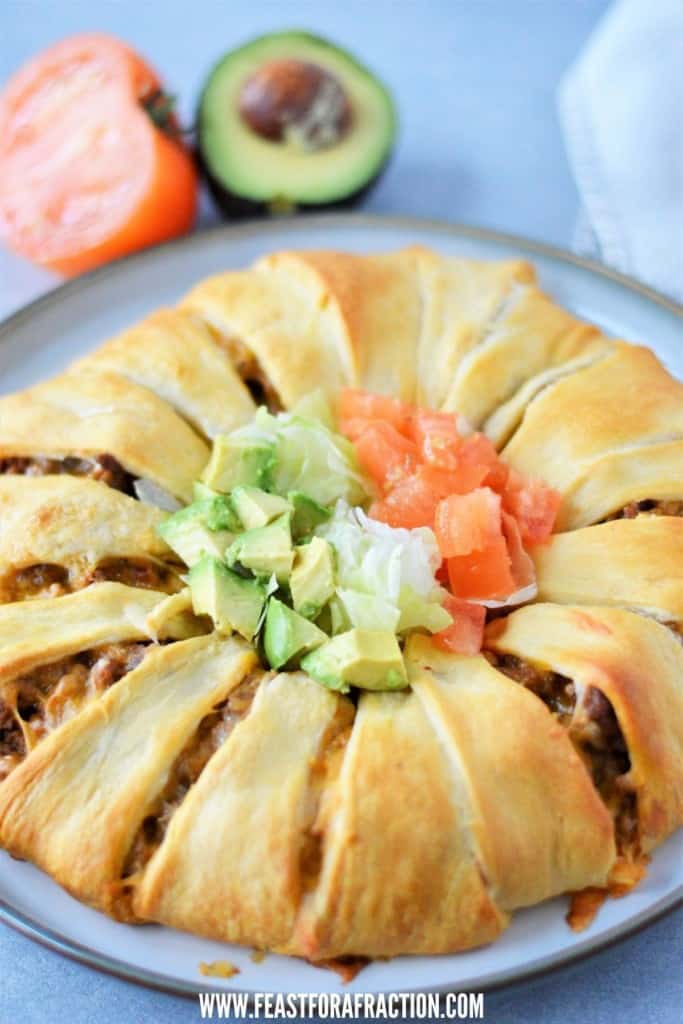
<box><xmin>202</xmin><ymin>434</ymin><xmax>275</xmax><ymax>493</ymax></box>
<box><xmin>290</xmin><ymin>537</ymin><xmax>335</xmax><ymax>619</ymax></box>
<box><xmin>193</xmin><ymin>481</ymin><xmax>219</xmax><ymax>501</ymax></box>
<box><xmin>263</xmin><ymin>598</ymin><xmax>327</xmax><ymax>669</ymax></box>
<box><xmin>227</xmin><ymin>513</ymin><xmax>293</xmax><ymax>582</ymax></box>
<box><xmin>231</xmin><ymin>485</ymin><xmax>291</xmax><ymax>530</ymax></box>
<box><xmin>288</xmin><ymin>491</ymin><xmax>331</xmax><ymax>540</ymax></box>
<box><xmin>197</xmin><ymin>32</ymin><xmax>396</xmax><ymax>217</ymax></box>
<box><xmin>188</xmin><ymin>556</ymin><xmax>266</xmax><ymax>640</ymax></box>
<box><xmin>337</xmin><ymin>588</ymin><xmax>400</xmax><ymax>632</ymax></box>
<box><xmin>158</xmin><ymin>505</ymin><xmax>234</xmax><ymax>567</ymax></box>
<box><xmin>301</xmin><ymin>629</ymin><xmax>408</xmax><ymax>693</ymax></box>
<box><xmin>328</xmin><ymin>594</ymin><xmax>352</xmax><ymax>635</ymax></box>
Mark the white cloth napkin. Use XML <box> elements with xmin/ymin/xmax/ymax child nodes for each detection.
<box><xmin>558</xmin><ymin>0</ymin><xmax>683</xmax><ymax>301</ymax></box>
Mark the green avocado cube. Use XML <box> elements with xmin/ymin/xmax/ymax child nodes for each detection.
<box><xmin>158</xmin><ymin>504</ymin><xmax>234</xmax><ymax>567</ymax></box>
<box><xmin>300</xmin><ymin>629</ymin><xmax>408</xmax><ymax>694</ymax></box>
<box><xmin>288</xmin><ymin>491</ymin><xmax>332</xmax><ymax>540</ymax></box>
<box><xmin>263</xmin><ymin>598</ymin><xmax>327</xmax><ymax>670</ymax></box>
<box><xmin>231</xmin><ymin>485</ymin><xmax>291</xmax><ymax>531</ymax></box>
<box><xmin>290</xmin><ymin>537</ymin><xmax>336</xmax><ymax>619</ymax></box>
<box><xmin>202</xmin><ymin>434</ymin><xmax>275</xmax><ymax>493</ymax></box>
<box><xmin>226</xmin><ymin>513</ymin><xmax>293</xmax><ymax>582</ymax></box>
<box><xmin>188</xmin><ymin>556</ymin><xmax>266</xmax><ymax>640</ymax></box>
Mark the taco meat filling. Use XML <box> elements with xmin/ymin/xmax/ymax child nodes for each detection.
<box><xmin>0</xmin><ymin>454</ymin><xmax>136</xmax><ymax>495</ymax></box>
<box><xmin>604</xmin><ymin>499</ymin><xmax>683</xmax><ymax>521</ymax></box>
<box><xmin>0</xmin><ymin>558</ymin><xmax>179</xmax><ymax>603</ymax></box>
<box><xmin>210</xmin><ymin>330</ymin><xmax>283</xmax><ymax>412</ymax></box>
<box><xmin>0</xmin><ymin>642</ymin><xmax>149</xmax><ymax>783</ymax></box>
<box><xmin>121</xmin><ymin>670</ymin><xmax>264</xmax><ymax>884</ymax></box>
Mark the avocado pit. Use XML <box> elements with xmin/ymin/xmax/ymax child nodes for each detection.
<box><xmin>238</xmin><ymin>59</ymin><xmax>352</xmax><ymax>152</ymax></box>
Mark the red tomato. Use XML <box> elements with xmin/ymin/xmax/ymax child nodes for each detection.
<box><xmin>369</xmin><ymin>471</ymin><xmax>439</xmax><ymax>528</ymax></box>
<box><xmin>409</xmin><ymin>409</ymin><xmax>462</xmax><ymax>468</ymax></box>
<box><xmin>447</xmin><ymin>535</ymin><xmax>516</xmax><ymax>600</ymax></box>
<box><xmin>353</xmin><ymin>422</ymin><xmax>419</xmax><ymax>492</ymax></box>
<box><xmin>503</xmin><ymin>470</ymin><xmax>561</xmax><ymax>544</ymax></box>
<box><xmin>433</xmin><ymin>595</ymin><xmax>486</xmax><ymax>655</ymax></box>
<box><xmin>339</xmin><ymin>390</ymin><xmax>412</xmax><ymax>436</ymax></box>
<box><xmin>434</xmin><ymin>488</ymin><xmax>501</xmax><ymax>557</ymax></box>
<box><xmin>501</xmin><ymin>511</ymin><xmax>536</xmax><ymax>591</ymax></box>
<box><xmin>0</xmin><ymin>33</ymin><xmax>197</xmax><ymax>275</ymax></box>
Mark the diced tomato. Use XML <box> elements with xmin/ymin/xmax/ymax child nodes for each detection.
<box><xmin>338</xmin><ymin>416</ymin><xmax>374</xmax><ymax>442</ymax></box>
<box><xmin>501</xmin><ymin>511</ymin><xmax>536</xmax><ymax>591</ymax></box>
<box><xmin>339</xmin><ymin>389</ymin><xmax>412</xmax><ymax>436</ymax></box>
<box><xmin>433</xmin><ymin>595</ymin><xmax>486</xmax><ymax>655</ymax></box>
<box><xmin>409</xmin><ymin>409</ymin><xmax>463</xmax><ymax>468</ymax></box>
<box><xmin>434</xmin><ymin>488</ymin><xmax>501</xmax><ymax>557</ymax></box>
<box><xmin>369</xmin><ymin>471</ymin><xmax>440</xmax><ymax>529</ymax></box>
<box><xmin>352</xmin><ymin>421</ymin><xmax>419</xmax><ymax>492</ymax></box>
<box><xmin>457</xmin><ymin>433</ymin><xmax>508</xmax><ymax>492</ymax></box>
<box><xmin>447</xmin><ymin>534</ymin><xmax>516</xmax><ymax>600</ymax></box>
<box><xmin>502</xmin><ymin>470</ymin><xmax>561</xmax><ymax>544</ymax></box>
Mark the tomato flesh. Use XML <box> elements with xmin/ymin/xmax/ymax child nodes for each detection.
<box><xmin>339</xmin><ymin>388</ymin><xmax>562</xmax><ymax>639</ymax></box>
<box><xmin>433</xmin><ymin>595</ymin><xmax>486</xmax><ymax>655</ymax></box>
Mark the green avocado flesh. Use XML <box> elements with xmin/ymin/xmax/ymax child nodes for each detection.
<box><xmin>198</xmin><ymin>31</ymin><xmax>397</xmax><ymax>212</ymax></box>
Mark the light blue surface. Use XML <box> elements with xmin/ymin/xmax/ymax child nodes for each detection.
<box><xmin>0</xmin><ymin>2</ymin><xmax>681</xmax><ymax>1022</ymax></box>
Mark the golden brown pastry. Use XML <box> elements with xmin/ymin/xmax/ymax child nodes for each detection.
<box><xmin>503</xmin><ymin>343</ymin><xmax>683</xmax><ymax>528</ymax></box>
<box><xmin>73</xmin><ymin>308</ymin><xmax>256</xmax><ymax>439</ymax></box>
<box><xmin>0</xmin><ymin>369</ymin><xmax>209</xmax><ymax>502</ymax></box>
<box><xmin>411</xmin><ymin>246</ymin><xmax>535</xmax><ymax>410</ymax></box>
<box><xmin>0</xmin><ymin>476</ymin><xmax>180</xmax><ymax>602</ymax></box>
<box><xmin>533</xmin><ymin>518</ymin><xmax>683</xmax><ymax>624</ymax></box>
<box><xmin>294</xmin><ymin>683</ymin><xmax>507</xmax><ymax>959</ymax></box>
<box><xmin>0</xmin><ymin>634</ymin><xmax>257</xmax><ymax>915</ymax></box>
<box><xmin>407</xmin><ymin>637</ymin><xmax>615</xmax><ymax>911</ymax></box>
<box><xmin>135</xmin><ymin>671</ymin><xmax>353</xmax><ymax>950</ymax></box>
<box><xmin>485</xmin><ymin>604</ymin><xmax>683</xmax><ymax>857</ymax></box>
<box><xmin>0</xmin><ymin>583</ymin><xmax>205</xmax><ymax>783</ymax></box>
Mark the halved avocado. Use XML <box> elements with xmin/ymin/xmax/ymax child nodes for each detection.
<box><xmin>197</xmin><ymin>31</ymin><xmax>397</xmax><ymax>217</ymax></box>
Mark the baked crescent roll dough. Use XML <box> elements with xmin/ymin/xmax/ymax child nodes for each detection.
<box><xmin>0</xmin><ymin>476</ymin><xmax>175</xmax><ymax>594</ymax></box>
<box><xmin>294</xmin><ymin>686</ymin><xmax>507</xmax><ymax>960</ymax></box>
<box><xmin>558</xmin><ymin>441</ymin><xmax>683</xmax><ymax>528</ymax></box>
<box><xmin>441</xmin><ymin>281</ymin><xmax>606</xmax><ymax>429</ymax></box>
<box><xmin>533</xmin><ymin>519</ymin><xmax>683</xmax><ymax>623</ymax></box>
<box><xmin>0</xmin><ymin>370</ymin><xmax>209</xmax><ymax>502</ymax></box>
<box><xmin>503</xmin><ymin>344</ymin><xmax>683</xmax><ymax>528</ymax></box>
<box><xmin>486</xmin><ymin>604</ymin><xmax>683</xmax><ymax>852</ymax></box>
<box><xmin>180</xmin><ymin>263</ymin><xmax>357</xmax><ymax>408</ymax></box>
<box><xmin>412</xmin><ymin>247</ymin><xmax>535</xmax><ymax>410</ymax></box>
<box><xmin>0</xmin><ymin>634</ymin><xmax>257</xmax><ymax>914</ymax></box>
<box><xmin>484</xmin><ymin>346</ymin><xmax>612</xmax><ymax>449</ymax></box>
<box><xmin>261</xmin><ymin>250</ymin><xmax>423</xmax><ymax>402</ymax></box>
<box><xmin>407</xmin><ymin>637</ymin><xmax>615</xmax><ymax>910</ymax></box>
<box><xmin>73</xmin><ymin>309</ymin><xmax>255</xmax><ymax>439</ymax></box>
<box><xmin>0</xmin><ymin>582</ymin><xmax>181</xmax><ymax>685</ymax></box>
<box><xmin>135</xmin><ymin>671</ymin><xmax>352</xmax><ymax>951</ymax></box>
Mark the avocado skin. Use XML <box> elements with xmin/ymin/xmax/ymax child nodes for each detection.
<box><xmin>196</xmin><ymin>30</ymin><xmax>396</xmax><ymax>219</ymax></box>
<box><xmin>199</xmin><ymin>145</ymin><xmax>392</xmax><ymax>220</ymax></box>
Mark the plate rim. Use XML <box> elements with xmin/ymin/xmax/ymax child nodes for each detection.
<box><xmin>0</xmin><ymin>212</ymin><xmax>681</xmax><ymax>999</ymax></box>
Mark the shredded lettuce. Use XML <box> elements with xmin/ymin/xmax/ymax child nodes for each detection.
<box><xmin>316</xmin><ymin>502</ymin><xmax>449</xmax><ymax>633</ymax></box>
<box><xmin>230</xmin><ymin>408</ymin><xmax>369</xmax><ymax>507</ymax></box>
